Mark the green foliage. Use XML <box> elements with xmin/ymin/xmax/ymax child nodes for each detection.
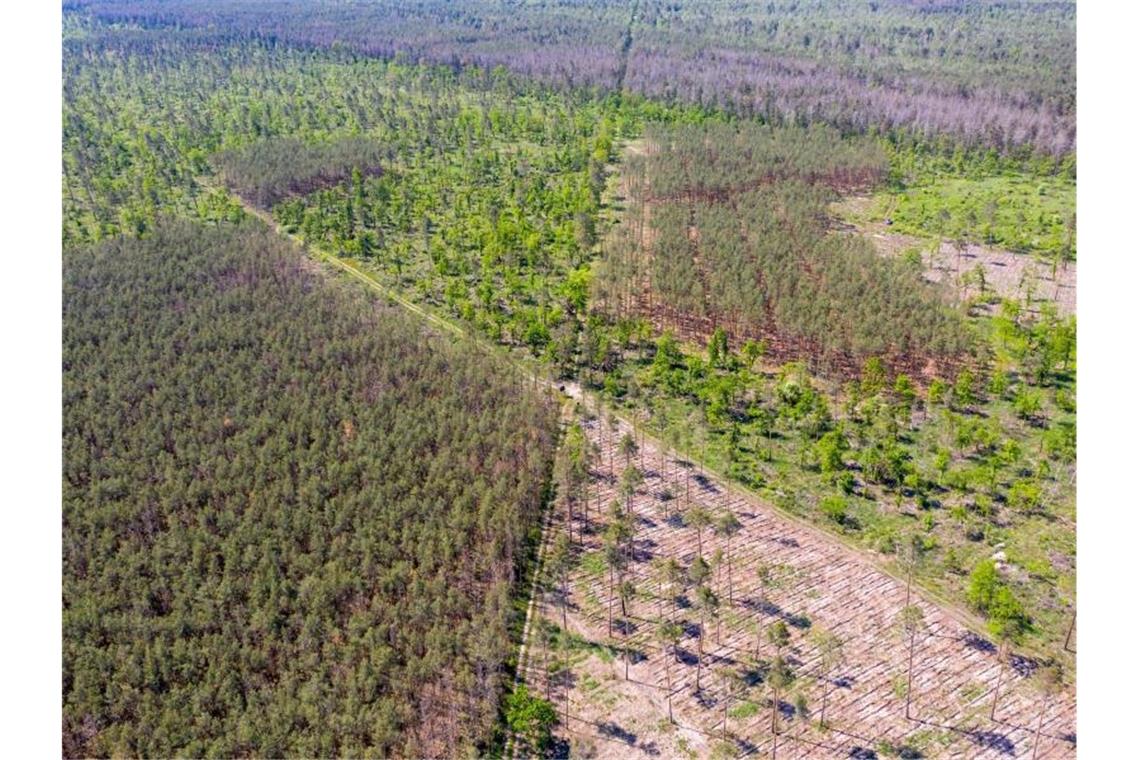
<box><xmin>504</xmin><ymin>685</ymin><xmax>559</xmax><ymax>754</ymax></box>
<box><xmin>820</xmin><ymin>496</ymin><xmax>848</xmax><ymax>525</ymax></box>
<box><xmin>881</xmin><ymin>174</ymin><xmax>1075</xmax><ymax>258</ymax></box>
<box><xmin>598</xmin><ymin>123</ymin><xmax>971</xmax><ymax>370</ymax></box>
<box><xmin>62</xmin><ymin>221</ymin><xmax>557</xmax><ymax>757</ymax></box>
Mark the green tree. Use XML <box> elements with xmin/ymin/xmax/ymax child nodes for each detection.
<box><xmin>810</xmin><ymin>629</ymin><xmax>845</xmax><ymax>728</ymax></box>
<box><xmin>694</xmin><ymin>585</ymin><xmax>720</xmax><ymax>693</ymax></box>
<box><xmin>766</xmin><ymin>656</ymin><xmax>795</xmax><ymax>759</ymax></box>
<box><xmin>1031</xmin><ymin>660</ymin><xmax>1064</xmax><ymax>759</ymax></box>
<box><xmin>714</xmin><ymin>512</ymin><xmax>743</xmax><ymax>603</ymax></box>
<box><xmin>505</xmin><ymin>684</ymin><xmax>558</xmax><ymax>754</ymax></box>
<box><xmin>684</xmin><ymin>505</ymin><xmax>714</xmax><ymax>557</ymax></box>
<box><xmin>547</xmin><ymin>533</ymin><xmax>574</xmax><ymax>630</ymax></box>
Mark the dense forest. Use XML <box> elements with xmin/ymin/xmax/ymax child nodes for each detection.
<box><xmin>62</xmin><ymin>220</ymin><xmax>557</xmax><ymax>756</ymax></box>
<box><xmin>75</xmin><ymin>0</ymin><xmax>1075</xmax><ymax>154</ymax></box>
<box><xmin>594</xmin><ymin>123</ymin><xmax>973</xmax><ymax>373</ymax></box>
<box><xmin>213</xmin><ymin>137</ymin><xmax>391</xmax><ymax>209</ymax></box>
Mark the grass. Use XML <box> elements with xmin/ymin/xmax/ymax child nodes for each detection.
<box><xmin>865</xmin><ymin>174</ymin><xmax>1075</xmax><ymax>259</ymax></box>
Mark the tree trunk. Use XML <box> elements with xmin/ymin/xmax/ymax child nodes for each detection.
<box><xmin>696</xmin><ymin>624</ymin><xmax>703</xmax><ymax>692</ymax></box>
<box><xmin>1032</xmin><ymin>696</ymin><xmax>1047</xmax><ymax>759</ymax></box>
<box><xmin>561</xmin><ymin>573</ymin><xmax>568</xmax><ymax>630</ymax></box>
<box><xmin>990</xmin><ymin>646</ymin><xmax>1006</xmax><ymax>720</ymax></box>
<box><xmin>821</xmin><ymin>671</ymin><xmax>830</xmax><ymax>727</ymax></box>
<box><xmin>727</xmin><ymin>539</ymin><xmax>734</xmax><ymax>604</ymax></box>
<box><xmin>770</xmin><ymin>691</ymin><xmax>780</xmax><ymax>760</ymax></box>
<box><xmin>1064</xmin><ymin>613</ymin><xmax>1075</xmax><ymax>652</ymax></box>
<box><xmin>906</xmin><ymin>628</ymin><xmax>917</xmax><ymax>719</ymax></box>
<box><xmin>607</xmin><ymin>565</ymin><xmax>614</xmax><ymax>638</ymax></box>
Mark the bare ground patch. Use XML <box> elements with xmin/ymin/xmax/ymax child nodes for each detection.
<box><xmin>524</xmin><ymin>412</ymin><xmax>1076</xmax><ymax>758</ymax></box>
<box><xmin>833</xmin><ymin>196</ymin><xmax>1075</xmax><ymax>317</ymax></box>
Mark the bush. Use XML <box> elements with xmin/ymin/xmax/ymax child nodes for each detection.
<box><xmin>820</xmin><ymin>495</ymin><xmax>848</xmax><ymax>525</ymax></box>
<box><xmin>505</xmin><ymin>685</ymin><xmax>559</xmax><ymax>753</ymax></box>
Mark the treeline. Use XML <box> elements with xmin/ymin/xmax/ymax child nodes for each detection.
<box><xmin>74</xmin><ymin>0</ymin><xmax>1075</xmax><ymax>154</ymax></box>
<box><xmin>63</xmin><ymin>220</ymin><xmax>557</xmax><ymax>757</ymax></box>
<box><xmin>595</xmin><ymin>124</ymin><xmax>972</xmax><ymax>375</ymax></box>
<box><xmin>213</xmin><ymin>137</ymin><xmax>391</xmax><ymax>208</ymax></box>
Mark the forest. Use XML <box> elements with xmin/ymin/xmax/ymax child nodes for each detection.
<box><xmin>60</xmin><ymin>2</ymin><xmax>1077</xmax><ymax>756</ymax></box>
<box><xmin>75</xmin><ymin>0</ymin><xmax>1075</xmax><ymax>154</ymax></box>
<box><xmin>63</xmin><ymin>220</ymin><xmax>557</xmax><ymax>756</ymax></box>
<box><xmin>594</xmin><ymin>123</ymin><xmax>974</xmax><ymax>373</ymax></box>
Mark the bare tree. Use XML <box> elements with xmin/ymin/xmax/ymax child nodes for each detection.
<box><xmin>895</xmin><ymin>605</ymin><xmax>928</xmax><ymax>720</ymax></box>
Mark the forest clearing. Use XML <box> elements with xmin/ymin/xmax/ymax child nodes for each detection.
<box><xmin>524</xmin><ymin>405</ymin><xmax>1075</xmax><ymax>758</ymax></box>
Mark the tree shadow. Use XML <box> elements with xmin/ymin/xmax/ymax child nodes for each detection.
<box><xmin>961</xmin><ymin>631</ymin><xmax>996</xmax><ymax>653</ymax></box>
<box><xmin>1010</xmin><ymin>653</ymin><xmax>1038</xmax><ymax>678</ymax></box>
<box><xmin>693</xmin><ymin>473</ymin><xmax>719</xmax><ymax>493</ymax></box>
<box><xmin>783</xmin><ymin>612</ymin><xmax>812</xmax><ymax>630</ymax></box>
<box><xmin>676</xmin><ymin>647</ymin><xmax>699</xmax><ymax>666</ymax></box>
<box><xmin>637</xmin><ymin>740</ymin><xmax>662</xmax><ymax>756</ymax></box>
<box><xmin>969</xmin><ymin>730</ymin><xmax>1016</xmax><ymax>755</ymax></box>
<box><xmin>597</xmin><ymin>721</ymin><xmax>637</xmax><ymax>745</ymax></box>
<box><xmin>833</xmin><ymin>674</ymin><xmax>856</xmax><ymax>690</ymax></box>
<box><xmin>548</xmin><ymin>736</ymin><xmax>572</xmax><ymax>759</ymax></box>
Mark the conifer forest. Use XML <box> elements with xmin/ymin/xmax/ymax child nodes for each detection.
<box><xmin>61</xmin><ymin>1</ymin><xmax>1077</xmax><ymax>757</ymax></box>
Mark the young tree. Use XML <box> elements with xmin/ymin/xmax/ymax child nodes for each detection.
<box><xmin>754</xmin><ymin>564</ymin><xmax>791</xmax><ymax>657</ymax></box>
<box><xmin>602</xmin><ymin>532</ymin><xmax>626</xmax><ymax>639</ymax></box>
<box><xmin>685</xmin><ymin>505</ymin><xmax>714</xmax><ymax>557</ymax></box>
<box><xmin>717</xmin><ymin>665</ymin><xmax>747</xmax><ymax>741</ymax></box>
<box><xmin>653</xmin><ymin>556</ymin><xmax>684</xmax><ymax>619</ymax></box>
<box><xmin>988</xmin><ymin>586</ymin><xmax>1028</xmax><ymax>720</ymax></box>
<box><xmin>547</xmin><ymin>532</ymin><xmax>574</xmax><ymax>630</ymax></box>
<box><xmin>767</xmin><ymin>620</ymin><xmax>791</xmax><ymax>659</ymax></box>
<box><xmin>810</xmin><ymin>629</ymin><xmax>845</xmax><ymax>728</ymax></box>
<box><xmin>620</xmin><ymin>431</ymin><xmax>638</xmax><ymax>472</ymax></box>
<box><xmin>715</xmin><ymin>512</ymin><xmax>744</xmax><ymax>604</ymax></box>
<box><xmin>766</xmin><ymin>656</ymin><xmax>795</xmax><ymax>759</ymax></box>
<box><xmin>619</xmin><ymin>578</ymin><xmax>637</xmax><ymax>679</ymax></box>
<box><xmin>504</xmin><ymin>684</ymin><xmax>558</xmax><ymax>755</ymax></box>
<box><xmin>896</xmin><ymin>533</ymin><xmax>926</xmax><ymax>608</ymax></box>
<box><xmin>1031</xmin><ymin>660</ymin><xmax>1064</xmax><ymax>759</ymax></box>
<box><xmin>619</xmin><ymin>465</ymin><xmax>644</xmax><ymax>517</ymax></box>
<box><xmin>688</xmin><ymin>555</ymin><xmax>712</xmax><ymax>588</ymax></box>
<box><xmin>894</xmin><ymin>605</ymin><xmax>928</xmax><ymax>719</ymax></box>
<box><xmin>694</xmin><ymin>585</ymin><xmax>720</xmax><ymax>693</ymax></box>
<box><xmin>657</xmin><ymin>620</ymin><xmax>683</xmax><ymax>723</ymax></box>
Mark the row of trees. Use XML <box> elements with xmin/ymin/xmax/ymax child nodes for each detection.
<box><xmin>595</xmin><ymin>123</ymin><xmax>974</xmax><ymax>375</ymax></box>
<box><xmin>641</xmin><ymin>122</ymin><xmax>888</xmax><ymax>199</ymax></box>
<box><xmin>63</xmin><ymin>220</ymin><xmax>558</xmax><ymax>757</ymax></box>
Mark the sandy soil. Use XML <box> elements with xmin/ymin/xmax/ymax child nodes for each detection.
<box><xmin>524</xmin><ymin>410</ymin><xmax>1076</xmax><ymax>759</ymax></box>
<box><xmin>833</xmin><ymin>197</ymin><xmax>1075</xmax><ymax>317</ymax></box>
